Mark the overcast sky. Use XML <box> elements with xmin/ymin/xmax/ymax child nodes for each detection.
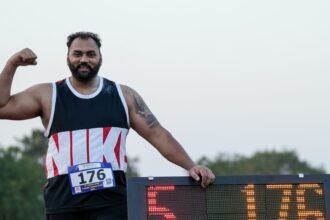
<box><xmin>0</xmin><ymin>0</ymin><xmax>329</xmax><ymax>176</ymax></box>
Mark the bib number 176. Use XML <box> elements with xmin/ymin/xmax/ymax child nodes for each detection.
<box><xmin>68</xmin><ymin>162</ymin><xmax>116</xmax><ymax>195</ymax></box>
<box><xmin>77</xmin><ymin>169</ymin><xmax>106</xmax><ymax>184</ymax></box>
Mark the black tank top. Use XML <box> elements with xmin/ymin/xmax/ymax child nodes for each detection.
<box><xmin>43</xmin><ymin>77</ymin><xmax>129</xmax><ymax>214</ymax></box>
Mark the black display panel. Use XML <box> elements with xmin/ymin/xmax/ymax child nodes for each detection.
<box><xmin>127</xmin><ymin>174</ymin><xmax>330</xmax><ymax>220</ymax></box>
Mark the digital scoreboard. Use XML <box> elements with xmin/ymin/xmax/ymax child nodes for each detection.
<box><xmin>127</xmin><ymin>174</ymin><xmax>330</xmax><ymax>220</ymax></box>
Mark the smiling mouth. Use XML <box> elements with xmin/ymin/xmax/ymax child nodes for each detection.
<box><xmin>77</xmin><ymin>64</ymin><xmax>91</xmax><ymax>72</ymax></box>
<box><xmin>79</xmin><ymin>67</ymin><xmax>89</xmax><ymax>71</ymax></box>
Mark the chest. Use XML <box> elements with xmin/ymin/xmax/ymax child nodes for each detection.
<box><xmin>48</xmin><ymin>83</ymin><xmax>129</xmax><ymax>136</ymax></box>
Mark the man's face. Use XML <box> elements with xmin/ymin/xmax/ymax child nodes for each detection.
<box><xmin>67</xmin><ymin>37</ymin><xmax>102</xmax><ymax>82</ymax></box>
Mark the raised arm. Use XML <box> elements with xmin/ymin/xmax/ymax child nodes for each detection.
<box><xmin>0</xmin><ymin>48</ymin><xmax>51</xmax><ymax>125</ymax></box>
<box><xmin>0</xmin><ymin>48</ymin><xmax>37</xmax><ymax>106</ymax></box>
<box><xmin>121</xmin><ymin>85</ymin><xmax>215</xmax><ymax>187</ymax></box>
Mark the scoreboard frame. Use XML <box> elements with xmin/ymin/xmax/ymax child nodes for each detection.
<box><xmin>127</xmin><ymin>174</ymin><xmax>330</xmax><ymax>220</ymax></box>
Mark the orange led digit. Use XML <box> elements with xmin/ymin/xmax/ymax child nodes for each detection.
<box><xmin>241</xmin><ymin>184</ymin><xmax>257</xmax><ymax>220</ymax></box>
<box><xmin>296</xmin><ymin>184</ymin><xmax>325</xmax><ymax>220</ymax></box>
<box><xmin>266</xmin><ymin>184</ymin><xmax>293</xmax><ymax>220</ymax></box>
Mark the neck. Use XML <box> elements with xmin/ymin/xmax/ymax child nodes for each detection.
<box><xmin>69</xmin><ymin>76</ymin><xmax>100</xmax><ymax>95</ymax></box>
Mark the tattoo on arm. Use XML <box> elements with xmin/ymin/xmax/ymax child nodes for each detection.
<box><xmin>130</xmin><ymin>89</ymin><xmax>160</xmax><ymax>128</ymax></box>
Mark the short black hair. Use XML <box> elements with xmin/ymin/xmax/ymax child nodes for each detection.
<box><xmin>67</xmin><ymin>31</ymin><xmax>102</xmax><ymax>48</ymax></box>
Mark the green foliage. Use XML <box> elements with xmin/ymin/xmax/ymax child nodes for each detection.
<box><xmin>17</xmin><ymin>129</ymin><xmax>48</xmax><ymax>160</ymax></box>
<box><xmin>198</xmin><ymin>149</ymin><xmax>326</xmax><ymax>175</ymax></box>
<box><xmin>0</xmin><ymin>147</ymin><xmax>45</xmax><ymax>220</ymax></box>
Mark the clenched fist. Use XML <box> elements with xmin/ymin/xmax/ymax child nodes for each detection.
<box><xmin>8</xmin><ymin>48</ymin><xmax>37</xmax><ymax>68</ymax></box>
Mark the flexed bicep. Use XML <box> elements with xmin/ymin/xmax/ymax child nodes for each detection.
<box><xmin>0</xmin><ymin>84</ymin><xmax>50</xmax><ymax>121</ymax></box>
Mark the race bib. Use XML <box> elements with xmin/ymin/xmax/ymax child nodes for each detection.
<box><xmin>68</xmin><ymin>162</ymin><xmax>116</xmax><ymax>195</ymax></box>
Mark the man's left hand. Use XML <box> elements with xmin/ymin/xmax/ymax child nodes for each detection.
<box><xmin>189</xmin><ymin>165</ymin><xmax>215</xmax><ymax>188</ymax></box>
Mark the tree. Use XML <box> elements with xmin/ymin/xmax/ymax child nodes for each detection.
<box><xmin>0</xmin><ymin>147</ymin><xmax>45</xmax><ymax>220</ymax></box>
<box><xmin>197</xmin><ymin>149</ymin><xmax>326</xmax><ymax>175</ymax></box>
<box><xmin>17</xmin><ymin>129</ymin><xmax>48</xmax><ymax>161</ymax></box>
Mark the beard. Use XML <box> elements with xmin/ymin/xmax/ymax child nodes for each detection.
<box><xmin>68</xmin><ymin>61</ymin><xmax>101</xmax><ymax>82</ymax></box>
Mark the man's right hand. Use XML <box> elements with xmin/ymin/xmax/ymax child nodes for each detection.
<box><xmin>8</xmin><ymin>48</ymin><xmax>37</xmax><ymax>68</ymax></box>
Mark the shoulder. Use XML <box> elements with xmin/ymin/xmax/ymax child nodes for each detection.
<box><xmin>119</xmin><ymin>84</ymin><xmax>139</xmax><ymax>100</ymax></box>
<box><xmin>119</xmin><ymin>84</ymin><xmax>132</xmax><ymax>94</ymax></box>
<box><xmin>25</xmin><ymin>83</ymin><xmax>53</xmax><ymax>100</ymax></box>
<box><xmin>118</xmin><ymin>84</ymin><xmax>143</xmax><ymax>111</ymax></box>
<box><xmin>26</xmin><ymin>82</ymin><xmax>52</xmax><ymax>93</ymax></box>
<box><xmin>119</xmin><ymin>84</ymin><xmax>134</xmax><ymax>102</ymax></box>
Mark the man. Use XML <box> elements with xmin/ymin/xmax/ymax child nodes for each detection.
<box><xmin>0</xmin><ymin>32</ymin><xmax>215</xmax><ymax>220</ymax></box>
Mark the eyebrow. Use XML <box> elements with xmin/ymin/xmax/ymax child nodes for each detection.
<box><xmin>71</xmin><ymin>49</ymin><xmax>98</xmax><ymax>55</ymax></box>
<box><xmin>72</xmin><ymin>49</ymin><xmax>96</xmax><ymax>53</ymax></box>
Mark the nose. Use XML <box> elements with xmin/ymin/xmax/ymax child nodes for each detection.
<box><xmin>79</xmin><ymin>54</ymin><xmax>89</xmax><ymax>63</ymax></box>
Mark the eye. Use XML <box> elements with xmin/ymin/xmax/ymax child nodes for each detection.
<box><xmin>72</xmin><ymin>52</ymin><xmax>82</xmax><ymax>57</ymax></box>
<box><xmin>87</xmin><ymin>52</ymin><xmax>97</xmax><ymax>57</ymax></box>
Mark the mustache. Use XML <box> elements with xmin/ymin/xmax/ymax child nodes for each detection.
<box><xmin>77</xmin><ymin>63</ymin><xmax>92</xmax><ymax>70</ymax></box>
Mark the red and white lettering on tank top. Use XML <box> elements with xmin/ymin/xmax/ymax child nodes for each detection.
<box><xmin>44</xmin><ymin>126</ymin><xmax>128</xmax><ymax>179</ymax></box>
